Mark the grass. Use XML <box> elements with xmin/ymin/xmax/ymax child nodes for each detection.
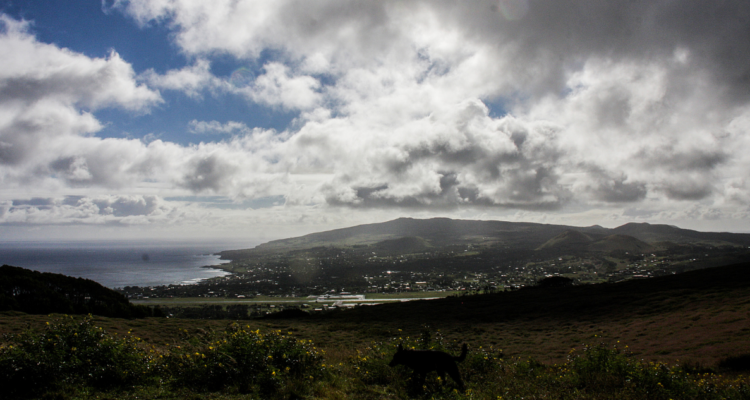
<box><xmin>1</xmin><ymin>315</ymin><xmax>749</xmax><ymax>399</ymax></box>
<box><xmin>3</xmin><ymin>262</ymin><xmax>750</xmax><ymax>398</ymax></box>
<box><xmin>3</xmin><ymin>282</ymin><xmax>750</xmax><ymax>367</ymax></box>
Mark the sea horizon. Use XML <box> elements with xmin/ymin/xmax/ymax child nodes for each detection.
<box><xmin>0</xmin><ymin>239</ymin><xmax>257</xmax><ymax>289</ymax></box>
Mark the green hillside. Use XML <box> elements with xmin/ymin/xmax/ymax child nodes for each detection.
<box><xmin>587</xmin><ymin>234</ymin><xmax>655</xmax><ymax>253</ymax></box>
<box><xmin>2</xmin><ymin>261</ymin><xmax>750</xmax><ymax>399</ymax></box>
<box><xmin>0</xmin><ymin>265</ymin><xmax>160</xmax><ymax>319</ymax></box>
<box><xmin>536</xmin><ymin>230</ymin><xmax>594</xmax><ymax>250</ymax></box>
<box><xmin>220</xmin><ymin>217</ymin><xmax>750</xmax><ymax>260</ymax></box>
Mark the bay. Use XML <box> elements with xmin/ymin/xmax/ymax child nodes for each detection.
<box><xmin>0</xmin><ymin>241</ymin><xmax>251</xmax><ymax>288</ymax></box>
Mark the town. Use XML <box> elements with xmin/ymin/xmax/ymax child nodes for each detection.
<box><xmin>118</xmin><ymin>241</ymin><xmax>747</xmax><ymax>303</ymax></box>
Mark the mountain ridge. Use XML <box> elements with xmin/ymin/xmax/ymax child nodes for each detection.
<box><xmin>221</xmin><ymin>217</ymin><xmax>750</xmax><ymax>260</ymax></box>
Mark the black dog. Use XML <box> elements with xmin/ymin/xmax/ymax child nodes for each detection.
<box><xmin>388</xmin><ymin>343</ymin><xmax>467</xmax><ymax>390</ymax></box>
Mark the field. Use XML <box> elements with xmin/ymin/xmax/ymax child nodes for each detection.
<box><xmin>2</xmin><ymin>262</ymin><xmax>750</xmax><ymax>399</ymax></box>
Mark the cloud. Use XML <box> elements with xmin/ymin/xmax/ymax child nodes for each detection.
<box><xmin>243</xmin><ymin>62</ymin><xmax>322</xmax><ymax>110</ymax></box>
<box><xmin>3</xmin><ymin>2</ymin><xmax>750</xmax><ymax>236</ymax></box>
<box><xmin>2</xmin><ymin>195</ymin><xmax>175</xmax><ymax>225</ymax></box>
<box><xmin>141</xmin><ymin>60</ymin><xmax>321</xmax><ymax>110</ymax></box>
<box><xmin>112</xmin><ymin>1</ymin><xmax>750</xmax><ymax>99</ymax></box>
<box><xmin>582</xmin><ymin>168</ymin><xmax>648</xmax><ymax>203</ymax></box>
<box><xmin>140</xmin><ymin>59</ymin><xmax>222</xmax><ymax>98</ymax></box>
<box><xmin>0</xmin><ymin>14</ymin><xmax>162</xmax><ymax>187</ymax></box>
<box><xmin>188</xmin><ymin>120</ymin><xmax>249</xmax><ymax>135</ymax></box>
<box><xmin>179</xmin><ymin>153</ymin><xmax>239</xmax><ymax>192</ymax></box>
<box><xmin>0</xmin><ymin>15</ymin><xmax>160</xmax><ymax>111</ymax></box>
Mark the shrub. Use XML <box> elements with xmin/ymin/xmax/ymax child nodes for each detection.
<box><xmin>569</xmin><ymin>342</ymin><xmax>633</xmax><ymax>390</ymax></box>
<box><xmin>566</xmin><ymin>342</ymin><xmax>750</xmax><ymax>399</ymax></box>
<box><xmin>162</xmin><ymin>322</ymin><xmax>325</xmax><ymax>395</ymax></box>
<box><xmin>0</xmin><ymin>315</ymin><xmax>154</xmax><ymax>399</ymax></box>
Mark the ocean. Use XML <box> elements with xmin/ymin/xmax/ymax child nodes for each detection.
<box><xmin>0</xmin><ymin>241</ymin><xmax>251</xmax><ymax>288</ymax></box>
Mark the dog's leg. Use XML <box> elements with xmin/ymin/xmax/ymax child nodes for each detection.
<box><xmin>447</xmin><ymin>366</ymin><xmax>465</xmax><ymax>391</ymax></box>
<box><xmin>410</xmin><ymin>371</ymin><xmax>425</xmax><ymax>389</ymax></box>
<box><xmin>417</xmin><ymin>372</ymin><xmax>426</xmax><ymax>389</ymax></box>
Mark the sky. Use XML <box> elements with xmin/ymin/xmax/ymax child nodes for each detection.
<box><xmin>1</xmin><ymin>0</ymin><xmax>750</xmax><ymax>243</ymax></box>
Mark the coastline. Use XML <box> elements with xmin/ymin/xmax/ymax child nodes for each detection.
<box><xmin>200</xmin><ymin>262</ymin><xmax>234</xmax><ymax>275</ymax></box>
<box><xmin>0</xmin><ymin>243</ymin><xmax>236</xmax><ymax>289</ymax></box>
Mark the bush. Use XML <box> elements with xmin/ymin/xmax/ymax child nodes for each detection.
<box><xmin>4</xmin><ymin>320</ymin><xmax>750</xmax><ymax>400</ymax></box>
<box><xmin>570</xmin><ymin>342</ymin><xmax>633</xmax><ymax>390</ymax></box>
<box><xmin>0</xmin><ymin>315</ymin><xmax>154</xmax><ymax>399</ymax></box>
<box><xmin>567</xmin><ymin>342</ymin><xmax>750</xmax><ymax>399</ymax></box>
<box><xmin>162</xmin><ymin>322</ymin><xmax>325</xmax><ymax>395</ymax></box>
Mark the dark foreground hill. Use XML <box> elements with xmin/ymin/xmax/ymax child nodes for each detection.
<box><xmin>323</xmin><ymin>260</ymin><xmax>750</xmax><ymax>324</ymax></box>
<box><xmin>1</xmin><ymin>259</ymin><xmax>749</xmax><ymax>400</ymax></box>
<box><xmin>69</xmin><ymin>259</ymin><xmax>750</xmax><ymax>368</ymax></box>
<box><xmin>0</xmin><ymin>265</ymin><xmax>161</xmax><ymax>318</ymax></box>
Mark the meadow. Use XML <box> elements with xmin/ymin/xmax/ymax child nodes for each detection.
<box><xmin>2</xmin><ymin>262</ymin><xmax>750</xmax><ymax>399</ymax></box>
<box><xmin>0</xmin><ymin>313</ymin><xmax>749</xmax><ymax>399</ymax></box>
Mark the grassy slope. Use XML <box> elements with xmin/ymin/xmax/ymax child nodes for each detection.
<box><xmin>220</xmin><ymin>218</ymin><xmax>750</xmax><ymax>260</ymax></box>
<box><xmin>2</xmin><ymin>262</ymin><xmax>749</xmax><ymax>369</ymax></box>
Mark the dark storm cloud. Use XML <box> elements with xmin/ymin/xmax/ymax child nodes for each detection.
<box><xmin>584</xmin><ymin>167</ymin><xmax>648</xmax><ymax>203</ymax></box>
<box><xmin>180</xmin><ymin>154</ymin><xmax>239</xmax><ymax>192</ymax></box>
<box><xmin>661</xmin><ymin>182</ymin><xmax>714</xmax><ymax>201</ymax></box>
<box><xmin>459</xmin><ymin>0</ymin><xmax>750</xmax><ymax>100</ymax></box>
<box><xmin>12</xmin><ymin>197</ymin><xmax>55</xmax><ymax>207</ymax></box>
<box><xmin>637</xmin><ymin>146</ymin><xmax>728</xmax><ymax>172</ymax></box>
<box><xmin>0</xmin><ymin>119</ymin><xmax>65</xmax><ymax>166</ymax></box>
<box><xmin>121</xmin><ymin>0</ymin><xmax>750</xmax><ymax>96</ymax></box>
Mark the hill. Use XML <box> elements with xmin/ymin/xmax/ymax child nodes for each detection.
<box><xmin>536</xmin><ymin>230</ymin><xmax>594</xmax><ymax>250</ymax></box>
<box><xmin>537</xmin><ymin>231</ymin><xmax>655</xmax><ymax>253</ymax></box>
<box><xmin>587</xmin><ymin>234</ymin><xmax>655</xmax><ymax>253</ymax></box>
<box><xmin>323</xmin><ymin>260</ymin><xmax>750</xmax><ymax>324</ymax></box>
<box><xmin>371</xmin><ymin>236</ymin><xmax>432</xmax><ymax>255</ymax></box>
<box><xmin>613</xmin><ymin>222</ymin><xmax>750</xmax><ymax>245</ymax></box>
<box><xmin>16</xmin><ymin>260</ymin><xmax>749</xmax><ymax>371</ymax></box>
<box><xmin>220</xmin><ymin>217</ymin><xmax>750</xmax><ymax>260</ymax></box>
<box><xmin>0</xmin><ymin>265</ymin><xmax>161</xmax><ymax>318</ymax></box>
<box><xmin>199</xmin><ymin>217</ymin><xmax>750</xmax><ymax>299</ymax></box>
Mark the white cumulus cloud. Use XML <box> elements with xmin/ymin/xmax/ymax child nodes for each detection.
<box><xmin>3</xmin><ymin>1</ymin><xmax>750</xmax><ymax>238</ymax></box>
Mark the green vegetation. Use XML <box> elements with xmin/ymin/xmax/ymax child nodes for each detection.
<box><xmin>0</xmin><ymin>315</ymin><xmax>324</xmax><ymax>399</ymax></box>
<box><xmin>118</xmin><ymin>219</ymin><xmax>750</xmax><ymax>302</ymax></box>
<box><xmin>347</xmin><ymin>333</ymin><xmax>750</xmax><ymax>399</ymax></box>
<box><xmin>0</xmin><ymin>265</ymin><xmax>161</xmax><ymax>318</ymax></box>
<box><xmin>1</xmin><ymin>315</ymin><xmax>749</xmax><ymax>399</ymax></box>
<box><xmin>4</xmin><ymin>228</ymin><xmax>750</xmax><ymax>398</ymax></box>
<box><xmin>0</xmin><ymin>315</ymin><xmax>154</xmax><ymax>399</ymax></box>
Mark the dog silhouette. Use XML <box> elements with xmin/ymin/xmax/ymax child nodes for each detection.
<box><xmin>388</xmin><ymin>343</ymin><xmax>467</xmax><ymax>391</ymax></box>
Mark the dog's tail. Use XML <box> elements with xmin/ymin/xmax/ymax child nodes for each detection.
<box><xmin>455</xmin><ymin>343</ymin><xmax>468</xmax><ymax>362</ymax></box>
